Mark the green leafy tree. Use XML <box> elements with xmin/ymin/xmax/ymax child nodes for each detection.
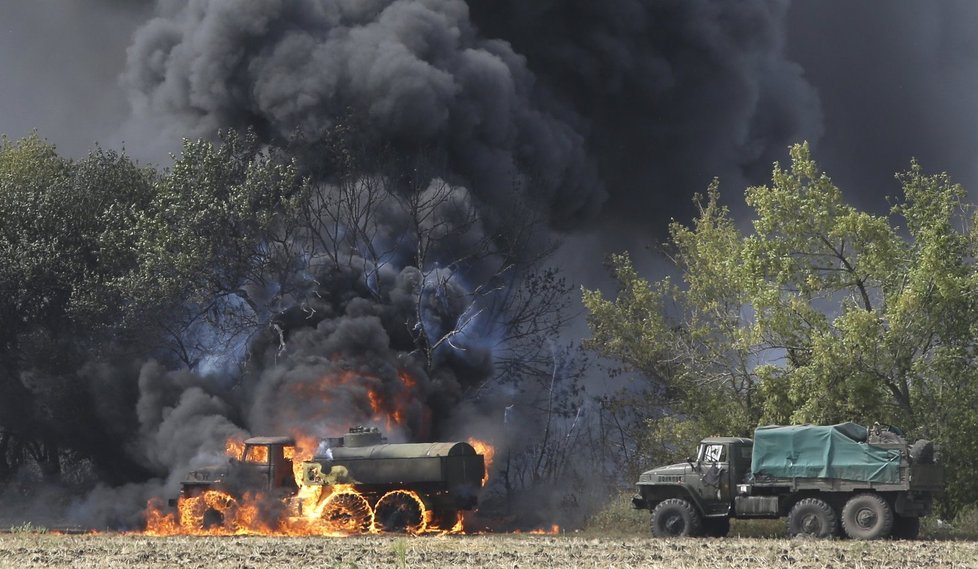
<box><xmin>0</xmin><ymin>134</ymin><xmax>156</xmax><ymax>480</ymax></box>
<box><xmin>584</xmin><ymin>143</ymin><xmax>978</xmax><ymax>514</ymax></box>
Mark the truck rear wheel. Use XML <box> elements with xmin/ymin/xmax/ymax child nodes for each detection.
<box><xmin>650</xmin><ymin>498</ymin><xmax>703</xmax><ymax>537</ymax></box>
<box><xmin>374</xmin><ymin>490</ymin><xmax>426</xmax><ymax>533</ymax></box>
<box><xmin>841</xmin><ymin>493</ymin><xmax>893</xmax><ymax>540</ymax></box>
<box><xmin>786</xmin><ymin>498</ymin><xmax>837</xmax><ymax>538</ymax></box>
<box><xmin>890</xmin><ymin>515</ymin><xmax>921</xmax><ymax>540</ymax></box>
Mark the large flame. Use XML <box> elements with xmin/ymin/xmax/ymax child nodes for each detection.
<box><xmin>144</xmin><ymin>432</ymin><xmax>467</xmax><ymax>536</ymax></box>
<box><xmin>467</xmin><ymin>438</ymin><xmax>495</xmax><ymax>486</ymax></box>
<box><xmin>141</xmin><ymin>370</ymin><xmax>504</xmax><ymax>536</ymax></box>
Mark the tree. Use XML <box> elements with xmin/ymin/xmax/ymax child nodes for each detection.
<box><xmin>0</xmin><ymin>134</ymin><xmax>157</xmax><ymax>481</ymax></box>
<box><xmin>584</xmin><ymin>143</ymin><xmax>978</xmax><ymax>515</ymax></box>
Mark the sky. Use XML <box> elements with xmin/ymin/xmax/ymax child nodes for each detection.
<box><xmin>3</xmin><ymin>0</ymin><xmax>978</xmax><ymax>283</ymax></box>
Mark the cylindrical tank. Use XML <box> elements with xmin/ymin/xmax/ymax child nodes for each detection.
<box><xmin>304</xmin><ymin>428</ymin><xmax>485</xmax><ymax>511</ymax></box>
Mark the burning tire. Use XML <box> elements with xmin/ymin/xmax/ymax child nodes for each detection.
<box><xmin>373</xmin><ymin>490</ymin><xmax>427</xmax><ymax>533</ymax></box>
<box><xmin>319</xmin><ymin>491</ymin><xmax>373</xmax><ymax>533</ymax></box>
<box><xmin>179</xmin><ymin>490</ymin><xmax>238</xmax><ymax>532</ymax></box>
<box><xmin>429</xmin><ymin>509</ymin><xmax>462</xmax><ymax>531</ymax></box>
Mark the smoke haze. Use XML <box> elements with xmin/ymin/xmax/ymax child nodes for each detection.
<box><xmin>4</xmin><ymin>0</ymin><xmax>978</xmax><ymax>529</ymax></box>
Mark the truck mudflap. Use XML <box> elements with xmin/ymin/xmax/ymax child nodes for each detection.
<box><xmin>909</xmin><ymin>463</ymin><xmax>944</xmax><ymax>493</ymax></box>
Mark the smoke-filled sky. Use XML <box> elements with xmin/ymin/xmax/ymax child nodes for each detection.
<box><xmin>4</xmin><ymin>1</ymin><xmax>978</xmax><ymax>242</ymax></box>
<box><xmin>4</xmin><ymin>0</ymin><xmax>978</xmax><ymax>529</ymax></box>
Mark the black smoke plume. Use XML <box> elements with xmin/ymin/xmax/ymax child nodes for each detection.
<box><xmin>1</xmin><ymin>0</ymin><xmax>828</xmax><ymax>529</ymax></box>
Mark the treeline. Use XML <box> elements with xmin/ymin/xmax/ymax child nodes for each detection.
<box><xmin>584</xmin><ymin>143</ymin><xmax>978</xmax><ymax>516</ymax></box>
<box><xmin>0</xmin><ymin>129</ymin><xmax>625</xmax><ymax>527</ymax></box>
<box><xmin>0</xmin><ymin>131</ymin><xmax>303</xmax><ymax>483</ymax></box>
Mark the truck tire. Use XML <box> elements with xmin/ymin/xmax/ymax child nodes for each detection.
<box><xmin>320</xmin><ymin>492</ymin><xmax>373</xmax><ymax>533</ymax></box>
<box><xmin>374</xmin><ymin>490</ymin><xmax>426</xmax><ymax>533</ymax></box>
<box><xmin>786</xmin><ymin>498</ymin><xmax>837</xmax><ymax>538</ymax></box>
<box><xmin>702</xmin><ymin>517</ymin><xmax>730</xmax><ymax>537</ymax></box>
<box><xmin>841</xmin><ymin>493</ymin><xmax>893</xmax><ymax>540</ymax></box>
<box><xmin>202</xmin><ymin>508</ymin><xmax>224</xmax><ymax>530</ymax></box>
<box><xmin>909</xmin><ymin>440</ymin><xmax>935</xmax><ymax>464</ymax></box>
<box><xmin>890</xmin><ymin>515</ymin><xmax>921</xmax><ymax>540</ymax></box>
<box><xmin>651</xmin><ymin>498</ymin><xmax>703</xmax><ymax>537</ymax></box>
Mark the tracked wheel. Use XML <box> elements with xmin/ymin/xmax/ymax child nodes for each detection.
<box><xmin>374</xmin><ymin>490</ymin><xmax>427</xmax><ymax>533</ymax></box>
<box><xmin>320</xmin><ymin>491</ymin><xmax>373</xmax><ymax>534</ymax></box>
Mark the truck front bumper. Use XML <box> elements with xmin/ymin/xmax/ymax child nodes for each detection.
<box><xmin>631</xmin><ymin>495</ymin><xmax>647</xmax><ymax>510</ymax></box>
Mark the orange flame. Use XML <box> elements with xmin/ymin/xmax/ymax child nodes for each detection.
<box><xmin>144</xmin><ymin>484</ymin><xmax>467</xmax><ymax>536</ymax></box>
<box><xmin>143</xmin><ymin>434</ymin><xmax>471</xmax><ymax>536</ymax></box>
<box><xmin>467</xmin><ymin>438</ymin><xmax>495</xmax><ymax>486</ymax></box>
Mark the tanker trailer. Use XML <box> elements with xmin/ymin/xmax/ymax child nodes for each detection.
<box><xmin>301</xmin><ymin>426</ymin><xmax>485</xmax><ymax>530</ymax></box>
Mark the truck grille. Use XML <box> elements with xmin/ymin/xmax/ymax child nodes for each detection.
<box><xmin>657</xmin><ymin>475</ymin><xmax>682</xmax><ymax>483</ymax></box>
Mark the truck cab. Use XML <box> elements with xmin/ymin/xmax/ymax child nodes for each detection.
<box><xmin>633</xmin><ymin>437</ymin><xmax>752</xmax><ymax>526</ymax></box>
<box><xmin>180</xmin><ymin>436</ymin><xmax>298</xmax><ymax>498</ymax></box>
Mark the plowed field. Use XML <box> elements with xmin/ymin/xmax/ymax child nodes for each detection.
<box><xmin>1</xmin><ymin>533</ymin><xmax>977</xmax><ymax>569</ymax></box>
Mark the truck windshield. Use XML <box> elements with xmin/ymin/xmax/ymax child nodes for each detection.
<box><xmin>698</xmin><ymin>443</ymin><xmax>726</xmax><ymax>463</ymax></box>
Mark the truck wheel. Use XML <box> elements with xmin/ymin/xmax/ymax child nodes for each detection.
<box><xmin>320</xmin><ymin>491</ymin><xmax>373</xmax><ymax>533</ymax></box>
<box><xmin>889</xmin><ymin>515</ymin><xmax>920</xmax><ymax>540</ymax></box>
<box><xmin>702</xmin><ymin>517</ymin><xmax>730</xmax><ymax>537</ymax></box>
<box><xmin>650</xmin><ymin>498</ymin><xmax>703</xmax><ymax>537</ymax></box>
<box><xmin>430</xmin><ymin>509</ymin><xmax>461</xmax><ymax>531</ymax></box>
<box><xmin>201</xmin><ymin>508</ymin><xmax>224</xmax><ymax>530</ymax></box>
<box><xmin>841</xmin><ymin>493</ymin><xmax>893</xmax><ymax>540</ymax></box>
<box><xmin>374</xmin><ymin>490</ymin><xmax>426</xmax><ymax>533</ymax></box>
<box><xmin>786</xmin><ymin>498</ymin><xmax>837</xmax><ymax>538</ymax></box>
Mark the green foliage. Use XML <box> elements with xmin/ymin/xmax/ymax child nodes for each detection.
<box><xmin>9</xmin><ymin>521</ymin><xmax>48</xmax><ymax>534</ymax></box>
<box><xmin>582</xmin><ymin>491</ymin><xmax>647</xmax><ymax>536</ymax></box>
<box><xmin>391</xmin><ymin>539</ymin><xmax>409</xmax><ymax>569</ymax></box>
<box><xmin>113</xmin><ymin>130</ymin><xmax>303</xmax><ymax>323</ymax></box>
<box><xmin>584</xmin><ymin>142</ymin><xmax>978</xmax><ymax>515</ymax></box>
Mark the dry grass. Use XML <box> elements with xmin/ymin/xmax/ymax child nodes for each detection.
<box><xmin>1</xmin><ymin>533</ymin><xmax>977</xmax><ymax>569</ymax></box>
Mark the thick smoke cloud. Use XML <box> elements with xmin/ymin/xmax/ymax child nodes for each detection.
<box><xmin>786</xmin><ymin>0</ymin><xmax>978</xmax><ymax>209</ymax></box>
<box><xmin>123</xmin><ymin>0</ymin><xmax>603</xmax><ymax>229</ymax></box>
<box><xmin>12</xmin><ymin>0</ymin><xmax>978</xmax><ymax>530</ymax></box>
<box><xmin>466</xmin><ymin>0</ymin><xmax>822</xmax><ymax>230</ymax></box>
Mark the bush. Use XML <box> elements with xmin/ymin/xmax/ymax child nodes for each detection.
<box><xmin>582</xmin><ymin>491</ymin><xmax>647</xmax><ymax>536</ymax></box>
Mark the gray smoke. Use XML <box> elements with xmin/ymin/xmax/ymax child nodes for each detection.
<box><xmin>13</xmin><ymin>0</ymin><xmax>978</xmax><ymax>531</ymax></box>
<box><xmin>465</xmin><ymin>0</ymin><xmax>822</xmax><ymax>231</ymax></box>
<box><xmin>786</xmin><ymin>0</ymin><xmax>978</xmax><ymax>209</ymax></box>
<box><xmin>122</xmin><ymin>0</ymin><xmax>603</xmax><ymax>228</ymax></box>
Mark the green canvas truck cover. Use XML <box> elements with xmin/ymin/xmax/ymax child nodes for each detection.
<box><xmin>751</xmin><ymin>423</ymin><xmax>901</xmax><ymax>483</ymax></box>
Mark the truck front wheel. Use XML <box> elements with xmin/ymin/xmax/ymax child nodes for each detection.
<box><xmin>841</xmin><ymin>494</ymin><xmax>893</xmax><ymax>540</ymax></box>
<box><xmin>650</xmin><ymin>498</ymin><xmax>703</xmax><ymax>537</ymax></box>
<box><xmin>786</xmin><ymin>498</ymin><xmax>837</xmax><ymax>538</ymax></box>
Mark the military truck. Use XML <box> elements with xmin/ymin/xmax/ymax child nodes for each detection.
<box><xmin>178</xmin><ymin>426</ymin><xmax>485</xmax><ymax>531</ymax></box>
<box><xmin>632</xmin><ymin>423</ymin><xmax>943</xmax><ymax>540</ymax></box>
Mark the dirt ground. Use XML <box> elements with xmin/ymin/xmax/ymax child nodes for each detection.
<box><xmin>1</xmin><ymin>533</ymin><xmax>977</xmax><ymax>569</ymax></box>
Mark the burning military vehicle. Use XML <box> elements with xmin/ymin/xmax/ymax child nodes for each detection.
<box><xmin>146</xmin><ymin>427</ymin><xmax>488</xmax><ymax>535</ymax></box>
